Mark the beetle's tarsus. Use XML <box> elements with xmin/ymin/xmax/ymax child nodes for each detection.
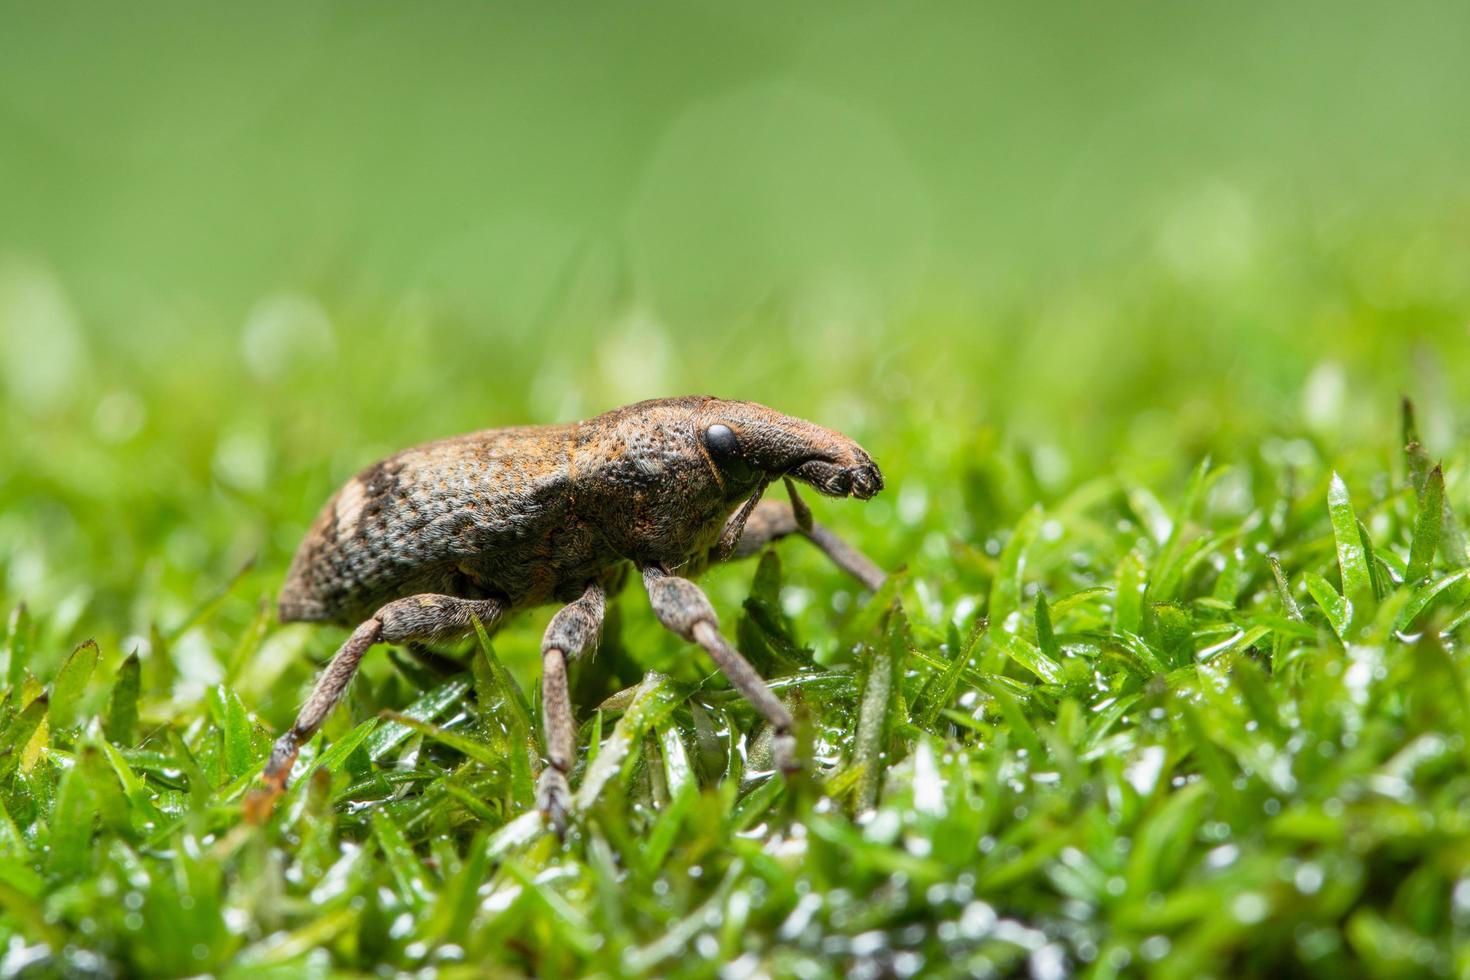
<box><xmin>773</xmin><ymin>730</ymin><xmax>800</xmax><ymax>775</ymax></box>
<box><xmin>537</xmin><ymin>767</ymin><xmax>572</xmax><ymax>838</ymax></box>
<box><xmin>535</xmin><ymin>582</ymin><xmax>604</xmax><ymax>836</ymax></box>
<box><xmin>244</xmin><ymin>732</ymin><xmax>299</xmax><ymax>823</ymax></box>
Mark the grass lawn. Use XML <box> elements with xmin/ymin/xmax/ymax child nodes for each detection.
<box><xmin>5</xmin><ymin>217</ymin><xmax>1470</xmax><ymax>978</ymax></box>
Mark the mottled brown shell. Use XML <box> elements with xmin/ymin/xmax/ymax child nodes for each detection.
<box><xmin>278</xmin><ymin>395</ymin><xmax>881</xmax><ymax>627</ymax></box>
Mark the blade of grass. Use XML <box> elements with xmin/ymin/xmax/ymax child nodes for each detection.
<box><xmin>1304</xmin><ymin>572</ymin><xmax>1348</xmax><ymax>640</ymax></box>
<box><xmin>1407</xmin><ymin>464</ymin><xmax>1444</xmax><ymax>583</ymax></box>
<box><xmin>1035</xmin><ymin>593</ymin><xmax>1059</xmax><ymax>660</ymax></box>
<box><xmin>470</xmin><ymin>616</ymin><xmax>533</xmax><ymax>736</ymax></box>
<box><xmin>1113</xmin><ymin>550</ymin><xmax>1147</xmax><ymax>636</ymax></box>
<box><xmin>49</xmin><ymin>638</ymin><xmax>100</xmax><ymax>730</ymax></box>
<box><xmin>990</xmin><ymin>505</ymin><xmax>1042</xmax><ymax>634</ymax></box>
<box><xmin>575</xmin><ymin>672</ymin><xmax>682</xmax><ymax>811</ymax></box>
<box><xmin>1328</xmin><ymin>474</ymin><xmax>1373</xmax><ymax>628</ymax></box>
<box><xmin>48</xmin><ymin>760</ymin><xmax>97</xmax><ymax>879</ymax></box>
<box><xmin>4</xmin><ymin>604</ymin><xmax>32</xmax><ymax>688</ymax></box>
<box><xmin>916</xmin><ymin>615</ymin><xmax>986</xmax><ymax>729</ymax></box>
<box><xmin>371</xmin><ymin>808</ymin><xmax>432</xmax><ymax>910</ymax></box>
<box><xmin>853</xmin><ymin>610</ymin><xmax>903</xmax><ymax>811</ymax></box>
<box><xmin>1149</xmin><ymin>457</ymin><xmax>1211</xmax><ymax>602</ymax></box>
<box><xmin>1268</xmin><ymin>555</ymin><xmax>1303</xmax><ymax>621</ymax></box>
<box><xmin>103</xmin><ymin>651</ymin><xmax>141</xmax><ymax>746</ymax></box>
<box><xmin>378</xmin><ymin>711</ymin><xmax>502</xmax><ymax>767</ymax></box>
<box><xmin>366</xmin><ymin>676</ymin><xmax>471</xmax><ymax>761</ymax></box>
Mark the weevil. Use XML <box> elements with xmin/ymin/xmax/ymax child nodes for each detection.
<box><xmin>246</xmin><ymin>395</ymin><xmax>885</xmax><ymax>831</ymax></box>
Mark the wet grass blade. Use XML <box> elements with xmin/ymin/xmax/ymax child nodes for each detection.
<box><xmin>1407</xmin><ymin>464</ymin><xmax>1444</xmax><ymax>583</ymax></box>
<box><xmin>49</xmin><ymin>638</ymin><xmax>100</xmax><ymax>731</ymax></box>
<box><xmin>470</xmin><ymin>625</ymin><xmax>536</xmax><ymax>802</ymax></box>
<box><xmin>378</xmin><ymin>710</ymin><xmax>502</xmax><ymax>767</ymax></box>
<box><xmin>1328</xmin><ymin>474</ymin><xmax>1373</xmax><ymax>626</ymax></box>
<box><xmin>366</xmin><ymin>676</ymin><xmax>471</xmax><ymax>761</ymax></box>
<box><xmin>1035</xmin><ymin>592</ymin><xmax>1059</xmax><ymax>660</ymax></box>
<box><xmin>989</xmin><ymin>505</ymin><xmax>1042</xmax><ymax>634</ymax></box>
<box><xmin>1150</xmin><ymin>457</ymin><xmax>1210</xmax><ymax>602</ymax></box>
<box><xmin>1393</xmin><ymin>569</ymin><xmax>1470</xmax><ymax>631</ymax></box>
<box><xmin>575</xmin><ymin>672</ymin><xmax>682</xmax><ymax>811</ymax></box>
<box><xmin>916</xmin><ymin>615</ymin><xmax>986</xmax><ymax>729</ymax></box>
<box><xmin>1303</xmin><ymin>572</ymin><xmax>1348</xmax><ymax>639</ymax></box>
<box><xmin>1357</xmin><ymin>520</ymin><xmax>1386</xmax><ymax>602</ymax></box>
<box><xmin>210</xmin><ymin>685</ymin><xmax>256</xmax><ymax>782</ymax></box>
<box><xmin>470</xmin><ymin>616</ymin><xmax>534</xmax><ymax>737</ymax></box>
<box><xmin>1267</xmin><ymin>555</ymin><xmax>1303</xmax><ymax>621</ymax></box>
<box><xmin>853</xmin><ymin>610</ymin><xmax>904</xmax><ymax>811</ymax></box>
<box><xmin>1113</xmin><ymin>550</ymin><xmax>1147</xmax><ymax>636</ymax></box>
<box><xmin>0</xmin><ymin>695</ymin><xmax>48</xmax><ymax>778</ymax></box>
<box><xmin>48</xmin><ymin>760</ymin><xmax>97</xmax><ymax>879</ymax></box>
<box><xmin>4</xmin><ymin>604</ymin><xmax>32</xmax><ymax>688</ymax></box>
<box><xmin>372</xmin><ymin>808</ymin><xmax>432</xmax><ymax>910</ymax></box>
<box><xmin>103</xmin><ymin>651</ymin><xmax>141</xmax><ymax>746</ymax></box>
<box><xmin>999</xmin><ymin>633</ymin><xmax>1063</xmax><ymax>684</ymax></box>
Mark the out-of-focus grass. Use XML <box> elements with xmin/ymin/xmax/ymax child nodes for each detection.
<box><xmin>5</xmin><ymin>213</ymin><xmax>1470</xmax><ymax>975</ymax></box>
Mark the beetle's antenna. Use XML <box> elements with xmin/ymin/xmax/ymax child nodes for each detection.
<box><xmin>716</xmin><ymin>477</ymin><xmax>770</xmax><ymax>561</ymax></box>
<box><xmin>783</xmin><ymin>477</ymin><xmax>813</xmax><ymax>533</ymax></box>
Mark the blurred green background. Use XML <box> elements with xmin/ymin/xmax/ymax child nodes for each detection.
<box><xmin>3</xmin><ymin>0</ymin><xmax>1470</xmax><ymax>669</ymax></box>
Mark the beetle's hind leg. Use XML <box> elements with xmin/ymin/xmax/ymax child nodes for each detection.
<box><xmin>245</xmin><ymin>594</ymin><xmax>503</xmax><ymax>823</ymax></box>
<box><xmin>723</xmin><ymin>497</ymin><xmax>886</xmax><ymax>592</ymax></box>
<box><xmin>536</xmin><ymin>581</ymin><xmax>606</xmax><ymax>837</ymax></box>
<box><xmin>642</xmin><ymin>566</ymin><xmax>800</xmax><ymax>773</ymax></box>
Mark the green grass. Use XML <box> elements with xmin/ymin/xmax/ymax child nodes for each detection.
<box><xmin>4</xmin><ymin>173</ymin><xmax>1470</xmax><ymax>977</ymax></box>
<box><xmin>8</xmin><ymin>352</ymin><xmax>1470</xmax><ymax>978</ymax></box>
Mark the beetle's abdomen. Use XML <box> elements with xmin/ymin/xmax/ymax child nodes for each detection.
<box><xmin>278</xmin><ymin>427</ymin><xmax>580</xmax><ymax>627</ymax></box>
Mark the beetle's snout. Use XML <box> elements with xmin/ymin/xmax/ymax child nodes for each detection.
<box><xmin>850</xmin><ymin>461</ymin><xmax>884</xmax><ymax>499</ymax></box>
<box><xmin>789</xmin><ymin>456</ymin><xmax>884</xmax><ymax>499</ymax></box>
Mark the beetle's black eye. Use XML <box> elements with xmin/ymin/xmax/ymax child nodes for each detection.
<box><xmin>703</xmin><ymin>424</ymin><xmax>756</xmax><ymax>483</ymax></box>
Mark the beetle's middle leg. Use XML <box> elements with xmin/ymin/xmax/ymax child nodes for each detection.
<box><xmin>245</xmin><ymin>593</ymin><xmax>503</xmax><ymax>822</ymax></box>
<box><xmin>723</xmin><ymin>498</ymin><xmax>886</xmax><ymax>592</ymax></box>
<box><xmin>642</xmin><ymin>566</ymin><xmax>799</xmax><ymax>773</ymax></box>
<box><xmin>536</xmin><ymin>581</ymin><xmax>606</xmax><ymax>836</ymax></box>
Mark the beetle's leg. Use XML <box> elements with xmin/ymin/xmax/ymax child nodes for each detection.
<box><xmin>721</xmin><ymin>498</ymin><xmax>886</xmax><ymax>592</ymax></box>
<box><xmin>244</xmin><ymin>594</ymin><xmax>503</xmax><ymax>823</ymax></box>
<box><xmin>536</xmin><ymin>581</ymin><xmax>606</xmax><ymax>837</ymax></box>
<box><xmin>641</xmin><ymin>566</ymin><xmax>799</xmax><ymax>773</ymax></box>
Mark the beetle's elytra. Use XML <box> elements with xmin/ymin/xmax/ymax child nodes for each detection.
<box><xmin>247</xmin><ymin>395</ymin><xmax>886</xmax><ymax>831</ymax></box>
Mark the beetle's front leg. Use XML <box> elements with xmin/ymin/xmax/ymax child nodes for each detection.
<box><xmin>724</xmin><ymin>498</ymin><xmax>886</xmax><ymax>592</ymax></box>
<box><xmin>536</xmin><ymin>581</ymin><xmax>605</xmax><ymax>836</ymax></box>
<box><xmin>641</xmin><ymin>566</ymin><xmax>798</xmax><ymax>773</ymax></box>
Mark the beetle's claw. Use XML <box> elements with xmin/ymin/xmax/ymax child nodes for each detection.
<box><xmin>537</xmin><ymin>768</ymin><xmax>572</xmax><ymax>839</ymax></box>
<box><xmin>773</xmin><ymin>731</ymin><xmax>801</xmax><ymax>776</ymax></box>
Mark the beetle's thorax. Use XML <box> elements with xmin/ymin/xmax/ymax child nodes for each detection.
<box><xmin>568</xmin><ymin>398</ymin><xmax>746</xmax><ymax>569</ymax></box>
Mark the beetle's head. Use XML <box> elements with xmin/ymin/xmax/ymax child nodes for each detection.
<box><xmin>693</xmin><ymin>398</ymin><xmax>884</xmax><ymax>501</ymax></box>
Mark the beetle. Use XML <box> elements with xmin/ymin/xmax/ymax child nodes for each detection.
<box><xmin>246</xmin><ymin>395</ymin><xmax>885</xmax><ymax>830</ymax></box>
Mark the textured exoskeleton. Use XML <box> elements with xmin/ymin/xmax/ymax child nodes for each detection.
<box><xmin>248</xmin><ymin>395</ymin><xmax>885</xmax><ymax>831</ymax></box>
